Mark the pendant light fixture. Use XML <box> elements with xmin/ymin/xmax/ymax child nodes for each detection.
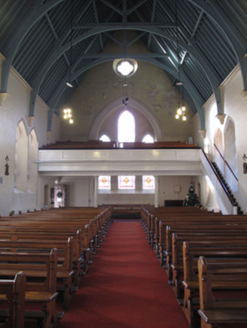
<box><xmin>66</xmin><ymin>0</ymin><xmax>74</xmax><ymax>88</ymax></box>
<box><xmin>174</xmin><ymin>0</ymin><xmax>186</xmax><ymax>121</ymax></box>
<box><xmin>63</xmin><ymin>0</ymin><xmax>74</xmax><ymax>124</ymax></box>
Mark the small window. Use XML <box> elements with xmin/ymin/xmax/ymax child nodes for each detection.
<box><xmin>118</xmin><ymin>176</ymin><xmax>135</xmax><ymax>189</ymax></box>
<box><xmin>142</xmin><ymin>134</ymin><xmax>154</xmax><ymax>143</ymax></box>
<box><xmin>98</xmin><ymin>176</ymin><xmax>111</xmax><ymax>190</ymax></box>
<box><xmin>100</xmin><ymin>135</ymin><xmax>111</xmax><ymax>142</ymax></box>
<box><xmin>142</xmin><ymin>176</ymin><xmax>155</xmax><ymax>189</ymax></box>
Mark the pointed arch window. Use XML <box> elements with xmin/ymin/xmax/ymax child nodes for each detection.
<box><xmin>100</xmin><ymin>134</ymin><xmax>111</xmax><ymax>142</ymax></box>
<box><xmin>142</xmin><ymin>134</ymin><xmax>154</xmax><ymax>143</ymax></box>
<box><xmin>118</xmin><ymin>110</ymin><xmax>135</xmax><ymax>142</ymax></box>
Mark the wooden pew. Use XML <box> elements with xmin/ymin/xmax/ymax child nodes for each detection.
<box><xmin>0</xmin><ymin>225</ymin><xmax>91</xmax><ymax>273</ymax></box>
<box><xmin>170</xmin><ymin>231</ymin><xmax>247</xmax><ymax>282</ymax></box>
<box><xmin>0</xmin><ymin>272</ymin><xmax>26</xmax><ymax>328</ymax></box>
<box><xmin>156</xmin><ymin>212</ymin><xmax>247</xmax><ymax>256</ymax></box>
<box><xmin>1</xmin><ymin>207</ymin><xmax>112</xmax><ymax>257</ymax></box>
<box><xmin>182</xmin><ymin>242</ymin><xmax>247</xmax><ymax>327</ymax></box>
<box><xmin>0</xmin><ymin>249</ymin><xmax>58</xmax><ymax>328</ymax></box>
<box><xmin>0</xmin><ymin>239</ymin><xmax>74</xmax><ymax>311</ymax></box>
<box><xmin>198</xmin><ymin>256</ymin><xmax>247</xmax><ymax>328</ymax></box>
<box><xmin>161</xmin><ymin>220</ymin><xmax>247</xmax><ymax>270</ymax></box>
<box><xmin>0</xmin><ymin>218</ymin><xmax>95</xmax><ymax>265</ymax></box>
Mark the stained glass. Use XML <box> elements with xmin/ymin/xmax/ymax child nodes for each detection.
<box><xmin>118</xmin><ymin>176</ymin><xmax>135</xmax><ymax>189</ymax></box>
<box><xmin>98</xmin><ymin>176</ymin><xmax>111</xmax><ymax>189</ymax></box>
<box><xmin>142</xmin><ymin>175</ymin><xmax>155</xmax><ymax>189</ymax></box>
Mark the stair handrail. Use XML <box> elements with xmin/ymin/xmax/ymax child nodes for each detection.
<box><xmin>214</xmin><ymin>143</ymin><xmax>238</xmax><ymax>181</ymax></box>
<box><xmin>200</xmin><ymin>148</ymin><xmax>237</xmax><ymax>214</ymax></box>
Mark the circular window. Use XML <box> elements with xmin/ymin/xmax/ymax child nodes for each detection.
<box><xmin>113</xmin><ymin>59</ymin><xmax>138</xmax><ymax>77</ymax></box>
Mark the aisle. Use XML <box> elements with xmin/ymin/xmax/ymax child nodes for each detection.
<box><xmin>58</xmin><ymin>221</ymin><xmax>190</xmax><ymax>328</ymax></box>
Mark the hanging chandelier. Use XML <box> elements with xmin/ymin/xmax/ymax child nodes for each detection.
<box><xmin>175</xmin><ymin>104</ymin><xmax>186</xmax><ymax>121</ymax></box>
<box><xmin>174</xmin><ymin>0</ymin><xmax>186</xmax><ymax>122</ymax></box>
<box><xmin>63</xmin><ymin>107</ymin><xmax>74</xmax><ymax>124</ymax></box>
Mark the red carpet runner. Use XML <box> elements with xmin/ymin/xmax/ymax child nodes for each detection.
<box><xmin>59</xmin><ymin>221</ymin><xmax>190</xmax><ymax>328</ymax></box>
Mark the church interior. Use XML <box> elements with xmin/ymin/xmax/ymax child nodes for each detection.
<box><xmin>0</xmin><ymin>1</ymin><xmax>247</xmax><ymax>327</ymax></box>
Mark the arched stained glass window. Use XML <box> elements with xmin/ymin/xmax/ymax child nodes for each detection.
<box><xmin>118</xmin><ymin>110</ymin><xmax>135</xmax><ymax>142</ymax></box>
<box><xmin>100</xmin><ymin>134</ymin><xmax>111</xmax><ymax>142</ymax></box>
<box><xmin>142</xmin><ymin>134</ymin><xmax>154</xmax><ymax>143</ymax></box>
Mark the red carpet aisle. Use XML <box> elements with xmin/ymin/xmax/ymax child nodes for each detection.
<box><xmin>58</xmin><ymin>222</ymin><xmax>190</xmax><ymax>328</ymax></box>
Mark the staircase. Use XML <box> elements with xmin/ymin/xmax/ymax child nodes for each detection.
<box><xmin>211</xmin><ymin>162</ymin><xmax>243</xmax><ymax>214</ymax></box>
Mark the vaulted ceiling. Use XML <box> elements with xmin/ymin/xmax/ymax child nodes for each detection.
<box><xmin>0</xmin><ymin>0</ymin><xmax>246</xmax><ymax>130</ymax></box>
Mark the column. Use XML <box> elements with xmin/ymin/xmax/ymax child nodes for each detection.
<box><xmin>154</xmin><ymin>176</ymin><xmax>159</xmax><ymax>208</ymax></box>
<box><xmin>94</xmin><ymin>176</ymin><xmax>98</xmax><ymax>208</ymax></box>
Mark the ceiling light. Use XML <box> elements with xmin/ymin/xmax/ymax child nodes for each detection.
<box><xmin>66</xmin><ymin>81</ymin><xmax>73</xmax><ymax>88</ymax></box>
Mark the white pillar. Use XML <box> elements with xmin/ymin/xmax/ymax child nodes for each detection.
<box><xmin>154</xmin><ymin>176</ymin><xmax>159</xmax><ymax>208</ymax></box>
<box><xmin>94</xmin><ymin>176</ymin><xmax>98</xmax><ymax>208</ymax></box>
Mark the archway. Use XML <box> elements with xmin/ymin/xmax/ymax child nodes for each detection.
<box><xmin>89</xmin><ymin>96</ymin><xmax>164</xmax><ymax>141</ymax></box>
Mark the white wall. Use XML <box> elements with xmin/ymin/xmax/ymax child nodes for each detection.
<box><xmin>0</xmin><ymin>55</ymin><xmax>60</xmax><ymax>215</ymax></box>
<box><xmin>60</xmin><ymin>32</ymin><xmax>193</xmax><ymax>143</ymax></box>
<box><xmin>1</xmin><ymin>50</ymin><xmax>246</xmax><ymax>214</ymax></box>
<box><xmin>191</xmin><ymin>66</ymin><xmax>247</xmax><ymax>213</ymax></box>
<box><xmin>54</xmin><ymin>175</ymin><xmax>193</xmax><ymax>207</ymax></box>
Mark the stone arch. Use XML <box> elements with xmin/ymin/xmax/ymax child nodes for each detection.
<box><xmin>223</xmin><ymin>116</ymin><xmax>237</xmax><ymax>175</ymax></box>
<box><xmin>213</xmin><ymin>127</ymin><xmax>224</xmax><ymax>173</ymax></box>
<box><xmin>89</xmin><ymin>96</ymin><xmax>165</xmax><ymax>141</ymax></box>
<box><xmin>15</xmin><ymin>120</ymin><xmax>28</xmax><ymax>192</ymax></box>
<box><xmin>28</xmin><ymin>128</ymin><xmax>39</xmax><ymax>193</ymax></box>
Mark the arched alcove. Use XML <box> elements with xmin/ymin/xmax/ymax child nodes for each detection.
<box><xmin>15</xmin><ymin>120</ymin><xmax>28</xmax><ymax>192</ymax></box>
<box><xmin>213</xmin><ymin>128</ymin><xmax>224</xmax><ymax>174</ymax></box>
<box><xmin>28</xmin><ymin>129</ymin><xmax>39</xmax><ymax>193</ymax></box>
<box><xmin>89</xmin><ymin>96</ymin><xmax>164</xmax><ymax>141</ymax></box>
<box><xmin>224</xmin><ymin>117</ymin><xmax>237</xmax><ymax>176</ymax></box>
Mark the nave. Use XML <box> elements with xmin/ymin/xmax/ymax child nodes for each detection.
<box><xmin>58</xmin><ymin>219</ymin><xmax>190</xmax><ymax>328</ymax></box>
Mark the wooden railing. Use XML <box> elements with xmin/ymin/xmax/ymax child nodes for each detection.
<box><xmin>214</xmin><ymin>143</ymin><xmax>238</xmax><ymax>192</ymax></box>
<box><xmin>200</xmin><ymin>148</ymin><xmax>237</xmax><ymax>214</ymax></box>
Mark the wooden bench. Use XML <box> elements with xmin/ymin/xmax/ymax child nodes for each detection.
<box><xmin>1</xmin><ymin>208</ymin><xmax>112</xmax><ymax>257</ymax></box>
<box><xmin>157</xmin><ymin>213</ymin><xmax>247</xmax><ymax>257</ymax></box>
<box><xmin>0</xmin><ymin>272</ymin><xmax>26</xmax><ymax>328</ymax></box>
<box><xmin>198</xmin><ymin>256</ymin><xmax>247</xmax><ymax>328</ymax></box>
<box><xmin>0</xmin><ymin>238</ymin><xmax>74</xmax><ymax>312</ymax></box>
<box><xmin>182</xmin><ymin>242</ymin><xmax>247</xmax><ymax>327</ymax></box>
<box><xmin>0</xmin><ymin>225</ymin><xmax>91</xmax><ymax>273</ymax></box>
<box><xmin>161</xmin><ymin>221</ymin><xmax>247</xmax><ymax>270</ymax></box>
<box><xmin>0</xmin><ymin>249</ymin><xmax>58</xmax><ymax>328</ymax></box>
